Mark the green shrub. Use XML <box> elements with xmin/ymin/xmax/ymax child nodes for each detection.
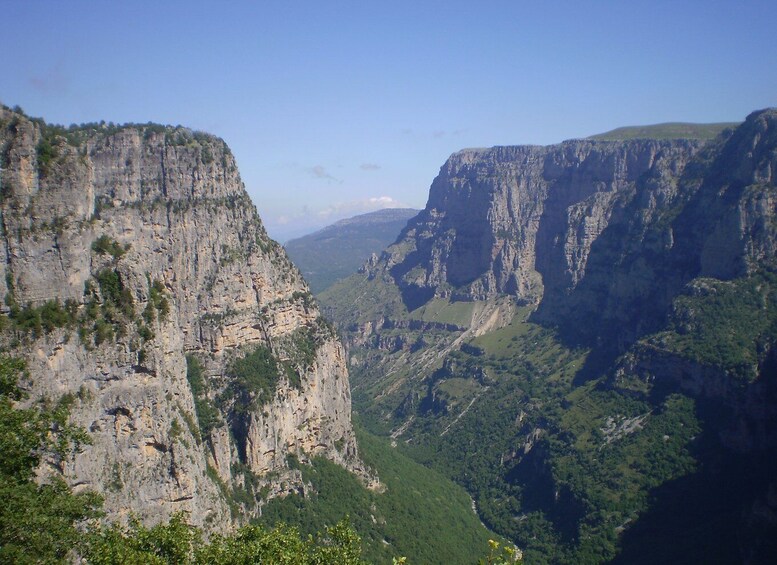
<box><xmin>148</xmin><ymin>279</ymin><xmax>170</xmax><ymax>320</ymax></box>
<box><xmin>224</xmin><ymin>345</ymin><xmax>281</xmax><ymax>413</ymax></box>
<box><xmin>185</xmin><ymin>355</ymin><xmax>221</xmax><ymax>438</ymax></box>
<box><xmin>0</xmin><ymin>355</ymin><xmax>102</xmax><ymax>562</ymax></box>
<box><xmin>36</xmin><ymin>135</ymin><xmax>58</xmax><ymax>176</ymax></box>
<box><xmin>85</xmin><ymin>514</ymin><xmax>367</xmax><ymax>565</ymax></box>
<box><xmin>96</xmin><ymin>269</ymin><xmax>134</xmax><ymax>318</ymax></box>
<box><xmin>137</xmin><ymin>324</ymin><xmax>154</xmax><ymax>341</ymax></box>
<box><xmin>5</xmin><ymin>298</ymin><xmax>76</xmax><ymax>338</ymax></box>
<box><xmin>91</xmin><ymin>235</ymin><xmax>127</xmax><ymax>259</ymax></box>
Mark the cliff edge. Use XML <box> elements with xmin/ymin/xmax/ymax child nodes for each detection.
<box><xmin>0</xmin><ymin>106</ymin><xmax>369</xmax><ymax>528</ymax></box>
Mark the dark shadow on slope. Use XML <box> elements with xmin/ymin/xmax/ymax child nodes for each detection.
<box><xmin>611</xmin><ymin>446</ymin><xmax>777</xmax><ymax>565</ymax></box>
<box><xmin>388</xmin><ymin>249</ymin><xmax>437</xmax><ymax>311</ymax></box>
<box><xmin>612</xmin><ymin>386</ymin><xmax>777</xmax><ymax>565</ymax></box>
<box><xmin>399</xmin><ymin>284</ymin><xmax>436</xmax><ymax>312</ymax></box>
<box><xmin>530</xmin><ymin>139</ymin><xmax>734</xmax><ymax>356</ymax></box>
<box><xmin>230</xmin><ymin>412</ymin><xmax>250</xmax><ymax>464</ymax></box>
<box><xmin>571</xmin><ymin>344</ymin><xmax>622</xmax><ymax>387</ymax></box>
<box><xmin>505</xmin><ymin>441</ymin><xmax>589</xmax><ymax>545</ymax></box>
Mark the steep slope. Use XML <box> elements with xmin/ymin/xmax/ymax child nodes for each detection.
<box><xmin>0</xmin><ymin>106</ymin><xmax>368</xmax><ymax>528</ymax></box>
<box><xmin>285</xmin><ymin>208</ymin><xmax>418</xmax><ymax>294</ymax></box>
<box><xmin>322</xmin><ymin>110</ymin><xmax>777</xmax><ymax>563</ymax></box>
<box><xmin>260</xmin><ymin>424</ymin><xmax>497</xmax><ymax>564</ymax></box>
<box><xmin>349</xmin><ymin>113</ymin><xmax>774</xmax><ymax>347</ymax></box>
<box><xmin>380</xmin><ymin>139</ymin><xmax>705</xmax><ymax>309</ymax></box>
<box><xmin>324</xmin><ymin>135</ymin><xmax>713</xmax><ymax>404</ymax></box>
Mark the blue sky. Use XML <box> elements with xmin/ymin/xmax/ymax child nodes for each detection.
<box><xmin>3</xmin><ymin>1</ymin><xmax>776</xmax><ymax>241</ymax></box>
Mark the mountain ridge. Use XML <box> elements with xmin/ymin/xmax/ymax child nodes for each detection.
<box><xmin>285</xmin><ymin>208</ymin><xmax>418</xmax><ymax>294</ymax></box>
<box><xmin>321</xmin><ymin>108</ymin><xmax>777</xmax><ymax>563</ymax></box>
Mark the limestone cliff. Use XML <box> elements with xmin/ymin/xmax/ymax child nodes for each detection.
<box><xmin>321</xmin><ymin>109</ymin><xmax>777</xmax><ymax>563</ymax></box>
<box><xmin>326</xmin><ymin>108</ymin><xmax>777</xmax><ymax>442</ymax></box>
<box><xmin>374</xmin><ymin>109</ymin><xmax>777</xmax><ymax>345</ymax></box>
<box><xmin>382</xmin><ymin>139</ymin><xmax>704</xmax><ymax>310</ymax></box>
<box><xmin>0</xmin><ymin>106</ymin><xmax>367</xmax><ymax>527</ymax></box>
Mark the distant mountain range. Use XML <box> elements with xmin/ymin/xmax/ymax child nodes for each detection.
<box><xmin>285</xmin><ymin>208</ymin><xmax>419</xmax><ymax>294</ymax></box>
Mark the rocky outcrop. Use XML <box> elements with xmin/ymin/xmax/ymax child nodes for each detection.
<box><xmin>0</xmin><ymin>107</ymin><xmax>367</xmax><ymax>528</ymax></box>
<box><xmin>375</xmin><ymin>109</ymin><xmax>777</xmax><ymax>347</ymax></box>
<box><xmin>613</xmin><ymin>342</ymin><xmax>777</xmax><ymax>452</ymax></box>
<box><xmin>331</xmin><ymin>108</ymin><xmax>777</xmax><ymax>444</ymax></box>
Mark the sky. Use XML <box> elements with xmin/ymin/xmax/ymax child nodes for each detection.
<box><xmin>2</xmin><ymin>1</ymin><xmax>776</xmax><ymax>242</ymax></box>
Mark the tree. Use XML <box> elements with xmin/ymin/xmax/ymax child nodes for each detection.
<box><xmin>85</xmin><ymin>516</ymin><xmax>367</xmax><ymax>564</ymax></box>
<box><xmin>0</xmin><ymin>355</ymin><xmax>102</xmax><ymax>563</ymax></box>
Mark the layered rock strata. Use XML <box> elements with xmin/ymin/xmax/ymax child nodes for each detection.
<box><xmin>0</xmin><ymin>107</ymin><xmax>366</xmax><ymax>527</ymax></box>
<box><xmin>376</xmin><ymin>109</ymin><xmax>777</xmax><ymax>345</ymax></box>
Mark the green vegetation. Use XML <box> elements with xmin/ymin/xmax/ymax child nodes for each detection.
<box><xmin>185</xmin><ymin>355</ymin><xmax>221</xmax><ymax>439</ymax></box>
<box><xmin>2</xmin><ymin>250</ymin><xmax>173</xmax><ymax>355</ymax></box>
<box><xmin>3</xmin><ymin>267</ymin><xmax>140</xmax><ymax>349</ymax></box>
<box><xmin>78</xmin><ymin>269</ymin><xmax>137</xmax><ymax>346</ymax></box>
<box><xmin>0</xmin><ymin>370</ymin><xmax>367</xmax><ymax>565</ymax></box>
<box><xmin>2</xmin><ymin>105</ymin><xmax>233</xmax><ymax>186</ymax></box>
<box><xmin>220</xmin><ymin>326</ymin><xmax>326</xmax><ymax>418</ymax></box>
<box><xmin>587</xmin><ymin>121</ymin><xmax>739</xmax><ymax>141</ymax></box>
<box><xmin>341</xmin><ymin>300</ymin><xmax>718</xmax><ymax>563</ymax></box>
<box><xmin>3</xmin><ymin>297</ymin><xmax>78</xmax><ymax>338</ymax></box>
<box><xmin>218</xmin><ymin>244</ymin><xmax>245</xmax><ymax>266</ymax></box>
<box><xmin>328</xmin><ymin>259</ymin><xmax>777</xmax><ymax>563</ymax></box>
<box><xmin>292</xmin><ymin>289</ymin><xmax>316</xmax><ymax>309</ymax></box>
<box><xmin>0</xmin><ymin>352</ymin><xmax>367</xmax><ymax>565</ymax></box>
<box><xmin>278</xmin><ymin>321</ymin><xmax>333</xmax><ymax>384</ymax></box>
<box><xmin>36</xmin><ymin>132</ymin><xmax>59</xmax><ymax>177</ymax></box>
<box><xmin>94</xmin><ymin>269</ymin><xmax>135</xmax><ymax>319</ymax></box>
<box><xmin>143</xmin><ymin>278</ymin><xmax>171</xmax><ymax>325</ymax></box>
<box><xmin>415</xmin><ymin>297</ymin><xmax>476</xmax><ymax>326</ymax></box>
<box><xmin>223</xmin><ymin>345</ymin><xmax>282</xmax><ymax>413</ymax></box>
<box><xmin>85</xmin><ymin>514</ymin><xmax>366</xmax><ymax>565</ymax></box>
<box><xmin>260</xmin><ymin>425</ymin><xmax>499</xmax><ymax>564</ymax></box>
<box><xmin>319</xmin><ymin>270</ymin><xmax>408</xmax><ymax>329</ymax></box>
<box><xmin>92</xmin><ymin>235</ymin><xmax>129</xmax><ymax>259</ymax></box>
<box><xmin>646</xmin><ymin>272</ymin><xmax>777</xmax><ymax>380</ymax></box>
<box><xmin>0</xmin><ymin>355</ymin><xmax>102</xmax><ymax>563</ymax></box>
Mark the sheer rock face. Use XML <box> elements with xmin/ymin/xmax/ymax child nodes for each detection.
<box><xmin>385</xmin><ymin>140</ymin><xmax>704</xmax><ymax>306</ymax></box>
<box><xmin>380</xmin><ymin>108</ymin><xmax>777</xmax><ymax>343</ymax></box>
<box><xmin>0</xmin><ymin>108</ymin><xmax>366</xmax><ymax>527</ymax></box>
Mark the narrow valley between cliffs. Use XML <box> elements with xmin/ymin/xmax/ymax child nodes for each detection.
<box><xmin>320</xmin><ymin>109</ymin><xmax>777</xmax><ymax>564</ymax></box>
<box><xmin>2</xmin><ymin>103</ymin><xmax>777</xmax><ymax>564</ymax></box>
